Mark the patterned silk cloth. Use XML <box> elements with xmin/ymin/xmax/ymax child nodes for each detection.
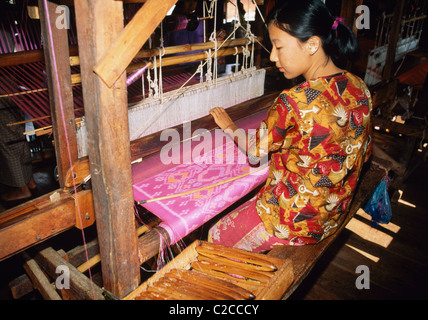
<box><xmin>247</xmin><ymin>72</ymin><xmax>373</xmax><ymax>245</ymax></box>
<box><xmin>132</xmin><ymin>111</ymin><xmax>269</xmax><ymax>245</ymax></box>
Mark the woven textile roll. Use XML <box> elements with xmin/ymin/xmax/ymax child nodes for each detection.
<box><xmin>132</xmin><ymin>111</ymin><xmax>269</xmax><ymax>244</ymax></box>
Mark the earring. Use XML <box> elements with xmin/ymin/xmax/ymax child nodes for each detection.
<box><xmin>310</xmin><ymin>45</ymin><xmax>318</xmax><ymax>54</ymax></box>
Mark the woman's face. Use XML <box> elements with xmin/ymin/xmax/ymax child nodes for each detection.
<box><xmin>268</xmin><ymin>24</ymin><xmax>311</xmax><ymax>79</ymax></box>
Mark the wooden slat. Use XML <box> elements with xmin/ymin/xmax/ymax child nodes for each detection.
<box><xmin>93</xmin><ymin>0</ymin><xmax>178</xmax><ymax>87</ymax></box>
<box><xmin>0</xmin><ymin>189</ymin><xmax>95</xmax><ymax>262</ymax></box>
<box><xmin>74</xmin><ymin>0</ymin><xmax>140</xmax><ymax>298</ymax></box>
<box><xmin>0</xmin><ymin>193</ymin><xmax>76</xmax><ymax>261</ymax></box>
<box><xmin>8</xmin><ymin>274</ymin><xmax>34</xmax><ymax>299</ymax></box>
<box><xmin>22</xmin><ymin>252</ymin><xmax>62</xmax><ymax>300</ymax></box>
<box><xmin>35</xmin><ymin>247</ymin><xmax>105</xmax><ymax>300</ymax></box>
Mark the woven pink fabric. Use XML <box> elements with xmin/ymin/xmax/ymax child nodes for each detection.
<box><xmin>132</xmin><ymin>111</ymin><xmax>269</xmax><ymax>244</ymax></box>
<box><xmin>207</xmin><ymin>196</ymin><xmax>295</xmax><ymax>253</ymax></box>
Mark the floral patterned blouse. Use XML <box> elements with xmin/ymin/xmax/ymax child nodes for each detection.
<box><xmin>248</xmin><ymin>71</ymin><xmax>373</xmax><ymax>245</ymax></box>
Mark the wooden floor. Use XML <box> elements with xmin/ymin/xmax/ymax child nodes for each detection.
<box><xmin>289</xmin><ymin>159</ymin><xmax>428</xmax><ymax>300</ymax></box>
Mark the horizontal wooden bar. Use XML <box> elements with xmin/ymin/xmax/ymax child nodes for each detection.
<box><xmin>134</xmin><ymin>37</ymin><xmax>261</xmax><ymax>60</ymax></box>
<box><xmin>35</xmin><ymin>247</ymin><xmax>105</xmax><ymax>300</ymax></box>
<box><xmin>71</xmin><ymin>43</ymin><xmax>256</xmax><ymax>85</ymax></box>
<box><xmin>0</xmin><ymin>190</ymin><xmax>94</xmax><ymax>262</ymax></box>
<box><xmin>0</xmin><ymin>46</ymin><xmax>78</xmax><ymax>68</ymax></box>
<box><xmin>71</xmin><ymin>37</ymin><xmax>261</xmax><ymax>67</ymax></box>
<box><xmin>128</xmin><ymin>45</ymin><xmax>252</xmax><ymax>73</ymax></box>
<box><xmin>21</xmin><ymin>251</ymin><xmax>62</xmax><ymax>300</ymax></box>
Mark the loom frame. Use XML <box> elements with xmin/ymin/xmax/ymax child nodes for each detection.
<box><xmin>2</xmin><ymin>0</ymin><xmax>415</xmax><ymax>301</ymax></box>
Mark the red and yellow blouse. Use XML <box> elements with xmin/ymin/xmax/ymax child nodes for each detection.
<box><xmin>248</xmin><ymin>71</ymin><xmax>373</xmax><ymax>245</ymax></box>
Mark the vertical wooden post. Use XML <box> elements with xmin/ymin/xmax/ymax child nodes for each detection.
<box><xmin>38</xmin><ymin>0</ymin><xmax>78</xmax><ymax>187</ymax></box>
<box><xmin>383</xmin><ymin>0</ymin><xmax>406</xmax><ymax>81</ymax></box>
<box><xmin>340</xmin><ymin>0</ymin><xmax>363</xmax><ymax>36</ymax></box>
<box><xmin>74</xmin><ymin>0</ymin><xmax>140</xmax><ymax>298</ymax></box>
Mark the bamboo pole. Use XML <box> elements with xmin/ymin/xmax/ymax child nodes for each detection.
<box><xmin>68</xmin><ymin>37</ymin><xmax>260</xmax><ymax>74</ymax></box>
<box><xmin>134</xmin><ymin>37</ymin><xmax>261</xmax><ymax>59</ymax></box>
<box><xmin>74</xmin><ymin>45</ymin><xmax>253</xmax><ymax>84</ymax></box>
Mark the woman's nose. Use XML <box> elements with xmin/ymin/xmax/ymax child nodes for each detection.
<box><xmin>270</xmin><ymin>47</ymin><xmax>278</xmax><ymax>62</ymax></box>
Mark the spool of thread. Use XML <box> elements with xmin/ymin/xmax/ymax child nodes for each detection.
<box><xmin>126</xmin><ymin>61</ymin><xmax>149</xmax><ymax>86</ymax></box>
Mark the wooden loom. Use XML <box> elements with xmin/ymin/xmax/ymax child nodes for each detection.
<box><xmin>1</xmin><ymin>0</ymin><xmax>391</xmax><ymax>301</ymax></box>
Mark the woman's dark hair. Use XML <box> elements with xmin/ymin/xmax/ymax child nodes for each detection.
<box><xmin>266</xmin><ymin>0</ymin><xmax>360</xmax><ymax>67</ymax></box>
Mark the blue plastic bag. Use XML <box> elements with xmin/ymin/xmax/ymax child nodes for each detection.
<box><xmin>363</xmin><ymin>178</ymin><xmax>392</xmax><ymax>227</ymax></box>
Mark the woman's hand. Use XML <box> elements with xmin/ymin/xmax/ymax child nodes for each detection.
<box><xmin>210</xmin><ymin>107</ymin><xmax>249</xmax><ymax>153</ymax></box>
<box><xmin>210</xmin><ymin>107</ymin><xmax>236</xmax><ymax>131</ymax></box>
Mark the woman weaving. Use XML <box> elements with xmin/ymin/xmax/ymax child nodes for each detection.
<box><xmin>209</xmin><ymin>0</ymin><xmax>372</xmax><ymax>253</ymax></box>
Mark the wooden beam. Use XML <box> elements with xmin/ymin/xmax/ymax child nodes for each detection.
<box><xmin>22</xmin><ymin>252</ymin><xmax>62</xmax><ymax>300</ymax></box>
<box><xmin>35</xmin><ymin>247</ymin><xmax>105</xmax><ymax>300</ymax></box>
<box><xmin>128</xmin><ymin>45</ymin><xmax>252</xmax><ymax>72</ymax></box>
<box><xmin>0</xmin><ymin>191</ymin><xmax>77</xmax><ymax>261</ymax></box>
<box><xmin>340</xmin><ymin>0</ymin><xmax>363</xmax><ymax>36</ymax></box>
<box><xmin>0</xmin><ymin>46</ymin><xmax>79</xmax><ymax>68</ymax></box>
<box><xmin>93</xmin><ymin>0</ymin><xmax>178</xmax><ymax>87</ymax></box>
<box><xmin>74</xmin><ymin>0</ymin><xmax>140</xmax><ymax>298</ymax></box>
<box><xmin>69</xmin><ymin>37</ymin><xmax>260</xmax><ymax>67</ymax></box>
<box><xmin>38</xmin><ymin>0</ymin><xmax>78</xmax><ymax>188</ymax></box>
<box><xmin>8</xmin><ymin>274</ymin><xmax>34</xmax><ymax>299</ymax></box>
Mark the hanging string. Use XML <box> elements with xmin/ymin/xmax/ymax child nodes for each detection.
<box><xmin>152</xmin><ymin>55</ymin><xmax>159</xmax><ymax>98</ymax></box>
<box><xmin>147</xmin><ymin>66</ymin><xmax>153</xmax><ymax>98</ymax></box>
<box><xmin>129</xmin><ymin>0</ymin><xmax>268</xmax><ymax>140</ymax></box>
<box><xmin>41</xmin><ymin>0</ymin><xmax>96</xmax><ymax>299</ymax></box>
<box><xmin>159</xmin><ymin>21</ymin><xmax>165</xmax><ymax>102</ymax></box>
<box><xmin>158</xmin><ymin>48</ymin><xmax>164</xmax><ymax>102</ymax></box>
<box><xmin>130</xmin><ymin>30</ymin><xmax>249</xmax><ymax>140</ymax></box>
<box><xmin>252</xmin><ymin>0</ymin><xmax>265</xmax><ymax>24</ymax></box>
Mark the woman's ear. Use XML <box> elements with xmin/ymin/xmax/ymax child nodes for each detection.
<box><xmin>305</xmin><ymin>36</ymin><xmax>321</xmax><ymax>55</ymax></box>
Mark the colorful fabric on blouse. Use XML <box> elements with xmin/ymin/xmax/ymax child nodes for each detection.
<box><xmin>248</xmin><ymin>72</ymin><xmax>373</xmax><ymax>245</ymax></box>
